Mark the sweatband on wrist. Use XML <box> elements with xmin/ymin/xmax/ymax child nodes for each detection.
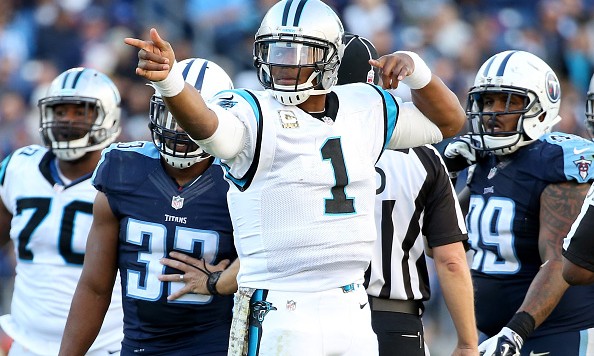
<box><xmin>395</xmin><ymin>51</ymin><xmax>432</xmax><ymax>89</ymax></box>
<box><xmin>206</xmin><ymin>270</ymin><xmax>222</xmax><ymax>296</ymax></box>
<box><xmin>152</xmin><ymin>60</ymin><xmax>185</xmax><ymax>97</ymax></box>
<box><xmin>506</xmin><ymin>311</ymin><xmax>535</xmax><ymax>342</ymax></box>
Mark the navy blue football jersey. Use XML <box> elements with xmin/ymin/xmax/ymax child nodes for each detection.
<box><xmin>467</xmin><ymin>133</ymin><xmax>594</xmax><ymax>338</ymax></box>
<box><xmin>93</xmin><ymin>141</ymin><xmax>236</xmax><ymax>353</ymax></box>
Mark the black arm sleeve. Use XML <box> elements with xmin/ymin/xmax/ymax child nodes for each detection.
<box><xmin>563</xmin><ymin>204</ymin><xmax>594</xmax><ymax>272</ymax></box>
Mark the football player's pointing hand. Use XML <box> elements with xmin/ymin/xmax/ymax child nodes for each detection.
<box><xmin>124</xmin><ymin>28</ymin><xmax>175</xmax><ymax>82</ymax></box>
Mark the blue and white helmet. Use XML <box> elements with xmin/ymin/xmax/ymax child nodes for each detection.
<box><xmin>254</xmin><ymin>0</ymin><xmax>345</xmax><ymax>105</ymax></box>
<box><xmin>38</xmin><ymin>68</ymin><xmax>121</xmax><ymax>161</ymax></box>
<box><xmin>149</xmin><ymin>58</ymin><xmax>234</xmax><ymax>169</ymax></box>
<box><xmin>467</xmin><ymin>50</ymin><xmax>562</xmax><ymax>155</ymax></box>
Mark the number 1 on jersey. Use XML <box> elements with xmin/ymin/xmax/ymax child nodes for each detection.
<box><xmin>321</xmin><ymin>137</ymin><xmax>355</xmax><ymax>214</ymax></box>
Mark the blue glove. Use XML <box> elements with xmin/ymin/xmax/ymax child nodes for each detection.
<box><xmin>478</xmin><ymin>327</ymin><xmax>523</xmax><ymax>356</ymax></box>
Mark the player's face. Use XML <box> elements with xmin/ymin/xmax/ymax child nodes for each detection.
<box><xmin>51</xmin><ymin>103</ymin><xmax>97</xmax><ymax>141</ymax></box>
<box><xmin>262</xmin><ymin>41</ymin><xmax>321</xmax><ymax>86</ymax></box>
<box><xmin>164</xmin><ymin>126</ymin><xmax>200</xmax><ymax>155</ymax></box>
<box><xmin>271</xmin><ymin>65</ymin><xmax>315</xmax><ymax>86</ymax></box>
<box><xmin>480</xmin><ymin>92</ymin><xmax>525</xmax><ymax>133</ymax></box>
<box><xmin>266</xmin><ymin>42</ymin><xmax>323</xmax><ymax>65</ymax></box>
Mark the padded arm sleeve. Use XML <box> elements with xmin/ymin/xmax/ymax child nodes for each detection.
<box><xmin>193</xmin><ymin>104</ymin><xmax>248</xmax><ymax>160</ymax></box>
<box><xmin>387</xmin><ymin>101</ymin><xmax>443</xmax><ymax>149</ymax></box>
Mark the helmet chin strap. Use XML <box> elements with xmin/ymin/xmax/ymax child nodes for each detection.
<box><xmin>53</xmin><ymin>148</ymin><xmax>87</xmax><ymax>161</ymax></box>
<box><xmin>483</xmin><ymin>134</ymin><xmax>536</xmax><ymax>156</ymax></box>
<box><xmin>269</xmin><ymin>69</ymin><xmax>331</xmax><ymax>106</ymax></box>
<box><xmin>160</xmin><ymin>150</ymin><xmax>210</xmax><ymax>169</ymax></box>
<box><xmin>271</xmin><ymin>89</ymin><xmax>311</xmax><ymax>106</ymax></box>
<box><xmin>162</xmin><ymin>154</ymin><xmax>198</xmax><ymax>169</ymax></box>
<box><xmin>311</xmin><ymin>87</ymin><xmax>331</xmax><ymax>95</ymax></box>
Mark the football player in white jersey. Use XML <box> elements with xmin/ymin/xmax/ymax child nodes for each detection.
<box><xmin>0</xmin><ymin>68</ymin><xmax>123</xmax><ymax>355</ymax></box>
<box><xmin>124</xmin><ymin>0</ymin><xmax>465</xmax><ymax>354</ymax></box>
<box><xmin>338</xmin><ymin>33</ymin><xmax>478</xmax><ymax>356</ymax></box>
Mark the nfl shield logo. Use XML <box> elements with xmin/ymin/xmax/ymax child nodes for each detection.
<box><xmin>171</xmin><ymin>195</ymin><xmax>184</xmax><ymax>210</ymax></box>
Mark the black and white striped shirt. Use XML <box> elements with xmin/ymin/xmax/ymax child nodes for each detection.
<box><xmin>366</xmin><ymin>145</ymin><xmax>467</xmax><ymax>301</ymax></box>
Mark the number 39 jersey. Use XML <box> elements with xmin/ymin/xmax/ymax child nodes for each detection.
<box><xmin>0</xmin><ymin>145</ymin><xmax>123</xmax><ymax>355</ymax></box>
<box><xmin>467</xmin><ymin>133</ymin><xmax>594</xmax><ymax>337</ymax></box>
<box><xmin>92</xmin><ymin>142</ymin><xmax>236</xmax><ymax>350</ymax></box>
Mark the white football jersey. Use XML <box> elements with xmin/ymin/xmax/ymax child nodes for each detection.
<box><xmin>209</xmin><ymin>84</ymin><xmax>401</xmax><ymax>291</ymax></box>
<box><xmin>0</xmin><ymin>145</ymin><xmax>123</xmax><ymax>355</ymax></box>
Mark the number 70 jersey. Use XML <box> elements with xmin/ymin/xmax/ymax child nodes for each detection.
<box><xmin>0</xmin><ymin>146</ymin><xmax>96</xmax><ymax>266</ymax></box>
<box><xmin>0</xmin><ymin>145</ymin><xmax>123</xmax><ymax>354</ymax></box>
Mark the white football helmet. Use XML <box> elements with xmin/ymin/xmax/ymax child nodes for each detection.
<box><xmin>254</xmin><ymin>0</ymin><xmax>345</xmax><ymax>105</ymax></box>
<box><xmin>149</xmin><ymin>58</ymin><xmax>234</xmax><ymax>169</ymax></box>
<box><xmin>38</xmin><ymin>68</ymin><xmax>121</xmax><ymax>161</ymax></box>
<box><xmin>585</xmin><ymin>74</ymin><xmax>594</xmax><ymax>137</ymax></box>
<box><xmin>467</xmin><ymin>50</ymin><xmax>562</xmax><ymax>155</ymax></box>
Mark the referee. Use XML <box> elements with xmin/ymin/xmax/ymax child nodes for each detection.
<box><xmin>337</xmin><ymin>34</ymin><xmax>478</xmax><ymax>356</ymax></box>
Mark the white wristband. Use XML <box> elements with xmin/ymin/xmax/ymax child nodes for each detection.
<box><xmin>396</xmin><ymin>51</ymin><xmax>432</xmax><ymax>89</ymax></box>
<box><xmin>152</xmin><ymin>60</ymin><xmax>185</xmax><ymax>97</ymax></box>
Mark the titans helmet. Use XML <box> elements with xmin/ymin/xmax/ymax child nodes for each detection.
<box><xmin>38</xmin><ymin>68</ymin><xmax>121</xmax><ymax>161</ymax></box>
<box><xmin>149</xmin><ymin>58</ymin><xmax>234</xmax><ymax>169</ymax></box>
<box><xmin>467</xmin><ymin>50</ymin><xmax>561</xmax><ymax>155</ymax></box>
<box><xmin>254</xmin><ymin>0</ymin><xmax>344</xmax><ymax>105</ymax></box>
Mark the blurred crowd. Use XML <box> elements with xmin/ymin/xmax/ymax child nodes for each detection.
<box><xmin>2</xmin><ymin>0</ymin><xmax>594</xmax><ymax>354</ymax></box>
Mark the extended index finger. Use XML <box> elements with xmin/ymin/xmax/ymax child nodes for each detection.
<box><xmin>123</xmin><ymin>37</ymin><xmax>147</xmax><ymax>50</ymax></box>
<box><xmin>371</xmin><ymin>57</ymin><xmax>396</xmax><ymax>89</ymax></box>
<box><xmin>369</xmin><ymin>59</ymin><xmax>383</xmax><ymax>70</ymax></box>
<box><xmin>124</xmin><ymin>28</ymin><xmax>171</xmax><ymax>63</ymax></box>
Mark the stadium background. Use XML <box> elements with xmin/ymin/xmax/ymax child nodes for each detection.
<box><xmin>1</xmin><ymin>0</ymin><xmax>594</xmax><ymax>354</ymax></box>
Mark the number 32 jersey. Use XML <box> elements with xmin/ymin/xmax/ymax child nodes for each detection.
<box><xmin>0</xmin><ymin>145</ymin><xmax>123</xmax><ymax>355</ymax></box>
<box><xmin>92</xmin><ymin>142</ymin><xmax>236</xmax><ymax>350</ymax></box>
<box><xmin>468</xmin><ymin>133</ymin><xmax>594</xmax><ymax>337</ymax></box>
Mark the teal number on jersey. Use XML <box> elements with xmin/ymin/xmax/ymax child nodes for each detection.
<box><xmin>467</xmin><ymin>196</ymin><xmax>520</xmax><ymax>274</ymax></box>
<box><xmin>321</xmin><ymin>137</ymin><xmax>355</xmax><ymax>214</ymax></box>
<box><xmin>125</xmin><ymin>218</ymin><xmax>220</xmax><ymax>304</ymax></box>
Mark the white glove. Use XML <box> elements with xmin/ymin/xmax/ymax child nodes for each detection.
<box><xmin>444</xmin><ymin>135</ymin><xmax>476</xmax><ymax>165</ymax></box>
<box><xmin>478</xmin><ymin>327</ymin><xmax>523</xmax><ymax>356</ymax></box>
